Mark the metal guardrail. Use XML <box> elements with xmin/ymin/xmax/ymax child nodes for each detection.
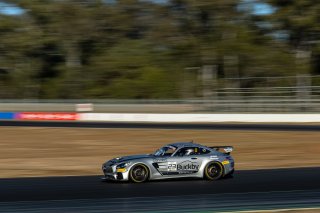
<box><xmin>0</xmin><ymin>99</ymin><xmax>319</xmax><ymax>112</ymax></box>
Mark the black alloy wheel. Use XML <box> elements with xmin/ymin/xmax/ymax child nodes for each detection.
<box><xmin>204</xmin><ymin>162</ymin><xmax>224</xmax><ymax>180</ymax></box>
<box><xmin>129</xmin><ymin>164</ymin><xmax>149</xmax><ymax>183</ymax></box>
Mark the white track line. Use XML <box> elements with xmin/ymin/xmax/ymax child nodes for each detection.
<box><xmin>221</xmin><ymin>206</ymin><xmax>320</xmax><ymax>213</ymax></box>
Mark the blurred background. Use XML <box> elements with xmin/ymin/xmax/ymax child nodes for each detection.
<box><xmin>1</xmin><ymin>2</ymin><xmax>320</xmax><ymax>212</ymax></box>
<box><xmin>0</xmin><ymin>0</ymin><xmax>319</xmax><ymax>112</ymax></box>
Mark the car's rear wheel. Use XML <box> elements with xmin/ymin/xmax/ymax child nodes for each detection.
<box><xmin>204</xmin><ymin>162</ymin><xmax>224</xmax><ymax>180</ymax></box>
<box><xmin>129</xmin><ymin>164</ymin><xmax>149</xmax><ymax>183</ymax></box>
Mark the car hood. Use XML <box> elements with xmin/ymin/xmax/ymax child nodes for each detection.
<box><xmin>109</xmin><ymin>154</ymin><xmax>152</xmax><ymax>164</ymax></box>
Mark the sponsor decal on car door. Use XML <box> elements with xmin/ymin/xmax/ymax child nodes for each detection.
<box><xmin>164</xmin><ymin>158</ymin><xmax>200</xmax><ymax>175</ymax></box>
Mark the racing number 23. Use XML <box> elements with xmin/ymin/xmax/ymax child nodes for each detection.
<box><xmin>168</xmin><ymin>162</ymin><xmax>177</xmax><ymax>171</ymax></box>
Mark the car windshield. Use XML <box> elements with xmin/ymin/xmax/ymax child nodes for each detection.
<box><xmin>154</xmin><ymin>146</ymin><xmax>176</xmax><ymax>156</ymax></box>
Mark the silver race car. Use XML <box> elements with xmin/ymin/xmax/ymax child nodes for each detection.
<box><xmin>102</xmin><ymin>142</ymin><xmax>234</xmax><ymax>183</ymax></box>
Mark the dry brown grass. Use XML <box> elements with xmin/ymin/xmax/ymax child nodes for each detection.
<box><xmin>0</xmin><ymin>127</ymin><xmax>319</xmax><ymax>178</ymax></box>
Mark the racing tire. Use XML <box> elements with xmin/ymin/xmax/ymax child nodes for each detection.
<box><xmin>129</xmin><ymin>164</ymin><xmax>149</xmax><ymax>183</ymax></box>
<box><xmin>204</xmin><ymin>161</ymin><xmax>224</xmax><ymax>181</ymax></box>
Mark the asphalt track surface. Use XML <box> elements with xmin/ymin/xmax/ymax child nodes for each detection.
<box><xmin>1</xmin><ymin>121</ymin><xmax>320</xmax><ymax>212</ymax></box>
<box><xmin>1</xmin><ymin>167</ymin><xmax>320</xmax><ymax>212</ymax></box>
<box><xmin>2</xmin><ymin>120</ymin><xmax>320</xmax><ymax>131</ymax></box>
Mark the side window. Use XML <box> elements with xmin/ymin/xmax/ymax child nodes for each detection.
<box><xmin>163</xmin><ymin>147</ymin><xmax>176</xmax><ymax>156</ymax></box>
<box><xmin>174</xmin><ymin>147</ymin><xmax>196</xmax><ymax>157</ymax></box>
<box><xmin>197</xmin><ymin>147</ymin><xmax>210</xmax><ymax>155</ymax></box>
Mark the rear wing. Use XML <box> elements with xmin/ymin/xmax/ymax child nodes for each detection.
<box><xmin>209</xmin><ymin>146</ymin><xmax>233</xmax><ymax>155</ymax></box>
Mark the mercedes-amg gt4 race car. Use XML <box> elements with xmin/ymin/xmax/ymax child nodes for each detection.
<box><xmin>102</xmin><ymin>142</ymin><xmax>234</xmax><ymax>183</ymax></box>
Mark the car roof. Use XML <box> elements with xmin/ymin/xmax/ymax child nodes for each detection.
<box><xmin>167</xmin><ymin>142</ymin><xmax>206</xmax><ymax>149</ymax></box>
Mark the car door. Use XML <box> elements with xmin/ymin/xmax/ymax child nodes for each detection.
<box><xmin>152</xmin><ymin>146</ymin><xmax>177</xmax><ymax>176</ymax></box>
<box><xmin>168</xmin><ymin>147</ymin><xmax>202</xmax><ymax>176</ymax></box>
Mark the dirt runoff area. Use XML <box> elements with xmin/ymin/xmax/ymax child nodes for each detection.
<box><xmin>0</xmin><ymin>126</ymin><xmax>319</xmax><ymax>178</ymax></box>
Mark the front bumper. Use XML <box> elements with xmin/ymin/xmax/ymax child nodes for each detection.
<box><xmin>102</xmin><ymin>165</ymin><xmax>129</xmax><ymax>181</ymax></box>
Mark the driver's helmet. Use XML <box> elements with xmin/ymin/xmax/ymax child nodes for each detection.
<box><xmin>185</xmin><ymin>148</ymin><xmax>194</xmax><ymax>156</ymax></box>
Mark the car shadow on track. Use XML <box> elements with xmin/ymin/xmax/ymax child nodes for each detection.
<box><xmin>101</xmin><ymin>174</ymin><xmax>234</xmax><ymax>184</ymax></box>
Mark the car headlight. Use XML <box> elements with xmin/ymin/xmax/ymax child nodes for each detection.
<box><xmin>116</xmin><ymin>162</ymin><xmax>131</xmax><ymax>173</ymax></box>
<box><xmin>116</xmin><ymin>162</ymin><xmax>132</xmax><ymax>169</ymax></box>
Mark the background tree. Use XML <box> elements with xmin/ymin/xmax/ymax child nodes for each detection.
<box><xmin>266</xmin><ymin>0</ymin><xmax>320</xmax><ymax>74</ymax></box>
<box><xmin>0</xmin><ymin>0</ymin><xmax>312</xmax><ymax>99</ymax></box>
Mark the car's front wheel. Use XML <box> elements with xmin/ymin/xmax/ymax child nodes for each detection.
<box><xmin>129</xmin><ymin>164</ymin><xmax>149</xmax><ymax>183</ymax></box>
<box><xmin>204</xmin><ymin>162</ymin><xmax>224</xmax><ymax>180</ymax></box>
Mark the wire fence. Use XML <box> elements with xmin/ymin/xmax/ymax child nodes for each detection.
<box><xmin>1</xmin><ymin>75</ymin><xmax>320</xmax><ymax>112</ymax></box>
